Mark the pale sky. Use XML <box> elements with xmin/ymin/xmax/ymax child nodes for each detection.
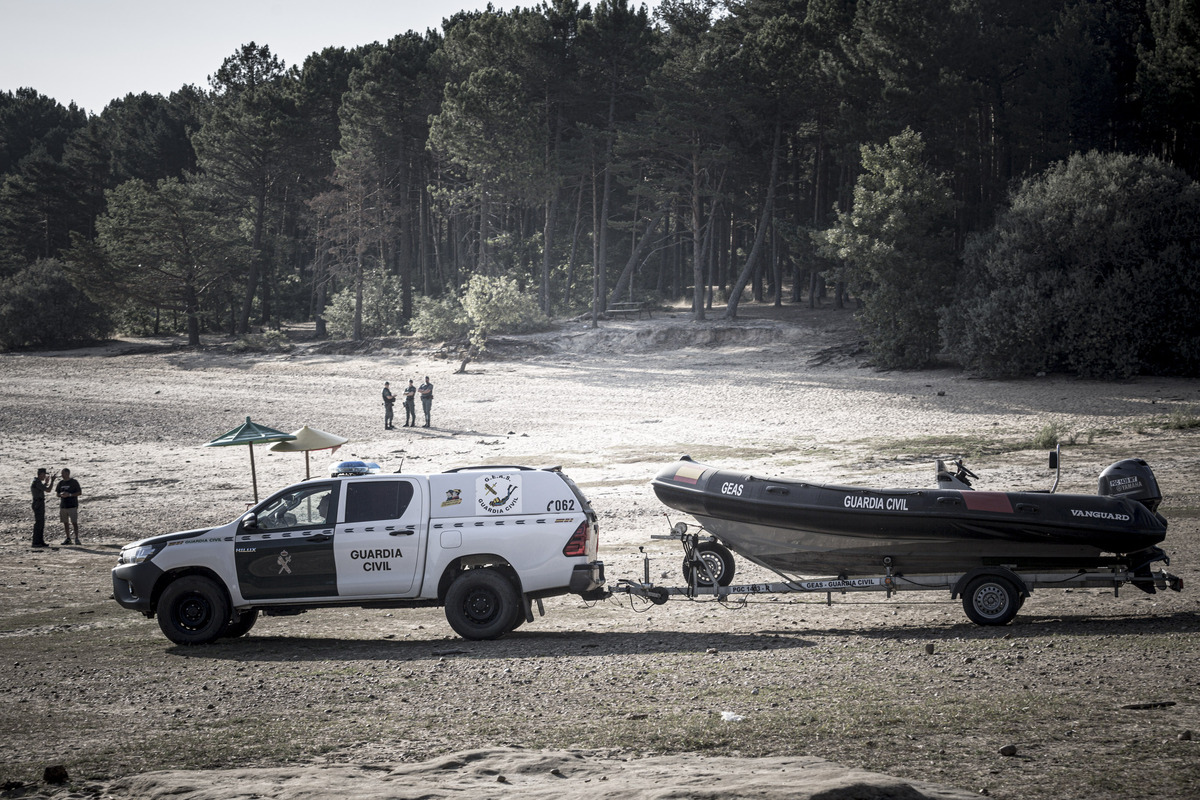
<box><xmin>1</xmin><ymin>0</ymin><xmax>657</xmax><ymax>115</ymax></box>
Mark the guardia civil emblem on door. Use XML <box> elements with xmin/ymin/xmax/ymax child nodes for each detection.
<box><xmin>476</xmin><ymin>473</ymin><xmax>522</xmax><ymax>515</ymax></box>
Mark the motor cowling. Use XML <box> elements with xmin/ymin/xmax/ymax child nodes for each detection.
<box><xmin>1098</xmin><ymin>459</ymin><xmax>1162</xmax><ymax>512</ymax></box>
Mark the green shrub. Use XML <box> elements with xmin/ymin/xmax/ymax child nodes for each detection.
<box><xmin>0</xmin><ymin>259</ymin><xmax>110</xmax><ymax>350</ymax></box>
<box><xmin>460</xmin><ymin>274</ymin><xmax>548</xmax><ymax>336</ymax></box>
<box><xmin>814</xmin><ymin>129</ymin><xmax>957</xmax><ymax>369</ymax></box>
<box><xmin>322</xmin><ymin>269</ymin><xmax>403</xmax><ymax>339</ymax></box>
<box><xmin>231</xmin><ymin>330</ymin><xmax>291</xmax><ymax>353</ymax></box>
<box><xmin>409</xmin><ymin>295</ymin><xmax>470</xmax><ymax>341</ymax></box>
<box><xmin>409</xmin><ymin>275</ymin><xmax>548</xmax><ymax>344</ymax></box>
<box><xmin>1165</xmin><ymin>406</ymin><xmax>1200</xmax><ymax>430</ymax></box>
<box><xmin>950</xmin><ymin>152</ymin><xmax>1200</xmax><ymax>378</ymax></box>
<box><xmin>1031</xmin><ymin>422</ymin><xmax>1080</xmax><ymax>449</ymax></box>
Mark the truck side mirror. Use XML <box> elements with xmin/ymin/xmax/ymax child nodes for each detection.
<box><xmin>1048</xmin><ymin>451</ymin><xmax>1058</xmax><ymax>470</ymax></box>
<box><xmin>241</xmin><ymin>512</ymin><xmax>258</xmax><ymax>529</ymax></box>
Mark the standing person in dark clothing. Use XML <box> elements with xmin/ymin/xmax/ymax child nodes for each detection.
<box><xmin>30</xmin><ymin>467</ymin><xmax>56</xmax><ymax>548</ymax></box>
<box><xmin>418</xmin><ymin>376</ymin><xmax>434</xmax><ymax>428</ymax></box>
<box><xmin>57</xmin><ymin>468</ymin><xmax>82</xmax><ymax>545</ymax></box>
<box><xmin>403</xmin><ymin>380</ymin><xmax>417</xmax><ymax>427</ymax></box>
<box><xmin>382</xmin><ymin>381</ymin><xmax>396</xmax><ymax>430</ymax></box>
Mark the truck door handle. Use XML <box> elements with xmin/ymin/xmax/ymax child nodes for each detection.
<box><xmin>936</xmin><ymin>497</ymin><xmax>962</xmax><ymax>506</ymax></box>
<box><xmin>390</xmin><ymin>527</ymin><xmax>416</xmax><ymax>536</ymax></box>
<box><xmin>1015</xmin><ymin>503</ymin><xmax>1039</xmax><ymax>513</ymax></box>
<box><xmin>308</xmin><ymin>533</ymin><xmax>332</xmax><ymax>543</ymax></box>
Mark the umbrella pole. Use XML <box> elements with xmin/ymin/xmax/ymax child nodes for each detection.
<box><xmin>249</xmin><ymin>444</ymin><xmax>259</xmax><ymax>503</ymax></box>
<box><xmin>305</xmin><ymin>451</ymin><xmax>311</xmax><ymax>480</ymax></box>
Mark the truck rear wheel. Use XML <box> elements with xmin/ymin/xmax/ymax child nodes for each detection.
<box><xmin>157</xmin><ymin>576</ymin><xmax>230</xmax><ymax>645</ymax></box>
<box><xmin>962</xmin><ymin>575</ymin><xmax>1020</xmax><ymax>626</ymax></box>
<box><xmin>221</xmin><ymin>609</ymin><xmax>259</xmax><ymax>639</ymax></box>
<box><xmin>445</xmin><ymin>569</ymin><xmax>520</xmax><ymax>640</ymax></box>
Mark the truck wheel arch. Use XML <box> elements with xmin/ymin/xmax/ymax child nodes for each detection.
<box><xmin>151</xmin><ymin>566</ymin><xmax>233</xmax><ymax>618</ymax></box>
<box><xmin>437</xmin><ymin>556</ymin><xmax>523</xmax><ymax>604</ymax></box>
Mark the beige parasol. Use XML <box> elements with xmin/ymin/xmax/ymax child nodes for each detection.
<box><xmin>269</xmin><ymin>425</ymin><xmax>349</xmax><ymax>479</ymax></box>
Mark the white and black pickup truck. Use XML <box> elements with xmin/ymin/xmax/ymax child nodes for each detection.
<box><xmin>112</xmin><ymin>465</ymin><xmax>606</xmax><ymax>644</ymax></box>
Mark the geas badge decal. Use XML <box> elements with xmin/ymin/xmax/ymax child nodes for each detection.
<box><xmin>476</xmin><ymin>473</ymin><xmax>523</xmax><ymax>515</ymax></box>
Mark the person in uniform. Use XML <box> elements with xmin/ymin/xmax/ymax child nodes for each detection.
<box><xmin>382</xmin><ymin>381</ymin><xmax>396</xmax><ymax>430</ymax></box>
<box><xmin>418</xmin><ymin>376</ymin><xmax>434</xmax><ymax>428</ymax></box>
<box><xmin>403</xmin><ymin>380</ymin><xmax>417</xmax><ymax>427</ymax></box>
<box><xmin>57</xmin><ymin>468</ymin><xmax>82</xmax><ymax>545</ymax></box>
<box><xmin>30</xmin><ymin>467</ymin><xmax>56</xmax><ymax>548</ymax></box>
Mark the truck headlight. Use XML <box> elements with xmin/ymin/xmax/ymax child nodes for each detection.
<box><xmin>120</xmin><ymin>544</ymin><xmax>161</xmax><ymax>565</ymax></box>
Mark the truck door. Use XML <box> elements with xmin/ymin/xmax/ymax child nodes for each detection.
<box><xmin>235</xmin><ymin>482</ymin><xmax>339</xmax><ymax>600</ymax></box>
<box><xmin>334</xmin><ymin>478</ymin><xmax>425</xmax><ymax>596</ymax></box>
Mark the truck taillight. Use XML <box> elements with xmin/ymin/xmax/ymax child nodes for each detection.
<box><xmin>563</xmin><ymin>520</ymin><xmax>590</xmax><ymax>557</ymax></box>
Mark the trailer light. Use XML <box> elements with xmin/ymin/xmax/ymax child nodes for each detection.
<box><xmin>562</xmin><ymin>521</ymin><xmax>590</xmax><ymax>557</ymax></box>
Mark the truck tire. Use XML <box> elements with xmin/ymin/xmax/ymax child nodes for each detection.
<box><xmin>682</xmin><ymin>542</ymin><xmax>736</xmax><ymax>587</ymax></box>
<box><xmin>445</xmin><ymin>569</ymin><xmax>520</xmax><ymax>640</ymax></box>
<box><xmin>962</xmin><ymin>575</ymin><xmax>1020</xmax><ymax>626</ymax></box>
<box><xmin>157</xmin><ymin>576</ymin><xmax>230</xmax><ymax>645</ymax></box>
<box><xmin>508</xmin><ymin>598</ymin><xmax>530</xmax><ymax>632</ymax></box>
<box><xmin>221</xmin><ymin>609</ymin><xmax>259</xmax><ymax>639</ymax></box>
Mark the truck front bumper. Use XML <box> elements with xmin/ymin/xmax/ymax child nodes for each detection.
<box><xmin>570</xmin><ymin>561</ymin><xmax>607</xmax><ymax>601</ymax></box>
<box><xmin>112</xmin><ymin>561</ymin><xmax>165</xmax><ymax>615</ymax></box>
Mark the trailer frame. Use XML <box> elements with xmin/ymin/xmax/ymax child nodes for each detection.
<box><xmin>610</xmin><ymin>525</ymin><xmax>1183</xmax><ymax>626</ymax></box>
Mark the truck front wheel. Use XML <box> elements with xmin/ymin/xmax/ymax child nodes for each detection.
<box><xmin>157</xmin><ymin>576</ymin><xmax>230</xmax><ymax>645</ymax></box>
<box><xmin>444</xmin><ymin>569</ymin><xmax>519</xmax><ymax>640</ymax></box>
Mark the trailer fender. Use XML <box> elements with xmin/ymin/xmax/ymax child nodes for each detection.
<box><xmin>951</xmin><ymin>567</ymin><xmax>1029</xmax><ymax>600</ymax></box>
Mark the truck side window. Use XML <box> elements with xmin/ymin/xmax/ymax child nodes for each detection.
<box><xmin>256</xmin><ymin>484</ymin><xmax>337</xmax><ymax>530</ymax></box>
<box><xmin>345</xmin><ymin>481</ymin><xmax>414</xmax><ymax>523</ymax></box>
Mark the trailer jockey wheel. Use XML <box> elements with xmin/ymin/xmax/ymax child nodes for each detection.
<box><xmin>682</xmin><ymin>542</ymin><xmax>736</xmax><ymax>587</ymax></box>
<box><xmin>962</xmin><ymin>574</ymin><xmax>1021</xmax><ymax>626</ymax></box>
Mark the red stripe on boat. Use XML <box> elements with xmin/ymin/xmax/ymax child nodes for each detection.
<box><xmin>961</xmin><ymin>492</ymin><xmax>1014</xmax><ymax>513</ymax></box>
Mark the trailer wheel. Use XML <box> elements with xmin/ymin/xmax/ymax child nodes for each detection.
<box><xmin>444</xmin><ymin>569</ymin><xmax>520</xmax><ymax>640</ymax></box>
<box><xmin>682</xmin><ymin>542</ymin><xmax>736</xmax><ymax>587</ymax></box>
<box><xmin>962</xmin><ymin>575</ymin><xmax>1020</xmax><ymax>626</ymax></box>
<box><xmin>221</xmin><ymin>609</ymin><xmax>259</xmax><ymax>639</ymax></box>
<box><xmin>156</xmin><ymin>576</ymin><xmax>230</xmax><ymax>645</ymax></box>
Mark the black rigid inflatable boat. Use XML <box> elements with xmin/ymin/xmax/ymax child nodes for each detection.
<box><xmin>651</xmin><ymin>455</ymin><xmax>1169</xmax><ymax>579</ymax></box>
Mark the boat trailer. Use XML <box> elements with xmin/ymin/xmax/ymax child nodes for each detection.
<box><xmin>610</xmin><ymin>523</ymin><xmax>1184</xmax><ymax>626</ymax></box>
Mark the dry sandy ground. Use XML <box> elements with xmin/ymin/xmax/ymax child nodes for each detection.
<box><xmin>1</xmin><ymin>305</ymin><xmax>1198</xmax><ymax>799</ymax></box>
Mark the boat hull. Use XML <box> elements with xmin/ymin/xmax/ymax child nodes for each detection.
<box><xmin>652</xmin><ymin>459</ymin><xmax>1168</xmax><ymax>577</ymax></box>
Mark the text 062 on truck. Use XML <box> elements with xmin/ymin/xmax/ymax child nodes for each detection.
<box><xmin>112</xmin><ymin>465</ymin><xmax>607</xmax><ymax>644</ymax></box>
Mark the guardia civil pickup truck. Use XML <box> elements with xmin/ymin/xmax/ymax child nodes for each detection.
<box><xmin>112</xmin><ymin>465</ymin><xmax>606</xmax><ymax>644</ymax></box>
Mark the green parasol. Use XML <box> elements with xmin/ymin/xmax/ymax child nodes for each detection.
<box><xmin>203</xmin><ymin>416</ymin><xmax>296</xmax><ymax>503</ymax></box>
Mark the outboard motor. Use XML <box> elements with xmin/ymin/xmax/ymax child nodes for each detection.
<box><xmin>1098</xmin><ymin>459</ymin><xmax>1162</xmax><ymax>512</ymax></box>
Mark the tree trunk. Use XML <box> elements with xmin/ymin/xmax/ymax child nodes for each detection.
<box><xmin>590</xmin><ymin>158</ymin><xmax>600</xmax><ymax>329</ymax></box>
<box><xmin>352</xmin><ymin>252</ymin><xmax>364</xmax><ymax>341</ymax></box>
<box><xmin>237</xmin><ymin>192</ymin><xmax>267</xmax><ymax>333</ymax></box>
<box><xmin>607</xmin><ymin>211</ymin><xmax>664</xmax><ymax>308</ymax></box>
<box><xmin>725</xmin><ymin>122</ymin><xmax>782</xmax><ymax>320</ymax></box>
<box><xmin>185</xmin><ymin>283</ymin><xmax>201</xmax><ymax>347</ymax></box>
<box><xmin>724</xmin><ymin>122</ymin><xmax>782</xmax><ymax>319</ymax></box>
<box><xmin>691</xmin><ymin>149</ymin><xmax>705</xmax><ymax>321</ymax></box>
<box><xmin>565</xmin><ymin>175</ymin><xmax>584</xmax><ymax>310</ymax></box>
<box><xmin>541</xmin><ymin>194</ymin><xmax>557</xmax><ymax>315</ymax></box>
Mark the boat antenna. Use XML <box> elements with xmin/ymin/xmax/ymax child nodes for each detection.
<box><xmin>1049</xmin><ymin>444</ymin><xmax>1061</xmax><ymax>494</ymax></box>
